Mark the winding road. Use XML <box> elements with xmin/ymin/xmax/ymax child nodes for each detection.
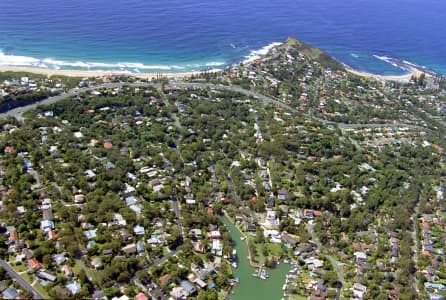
<box><xmin>0</xmin><ymin>81</ymin><xmax>421</xmax><ymax>132</ymax></box>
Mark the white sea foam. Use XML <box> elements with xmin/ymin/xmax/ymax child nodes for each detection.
<box><xmin>372</xmin><ymin>54</ymin><xmax>409</xmax><ymax>71</ymax></box>
<box><xmin>243</xmin><ymin>42</ymin><xmax>282</xmax><ymax>63</ymax></box>
<box><xmin>403</xmin><ymin>60</ymin><xmax>417</xmax><ymax>66</ymax></box>
<box><xmin>0</xmin><ymin>51</ymin><xmax>224</xmax><ymax>72</ymax></box>
<box><xmin>350</xmin><ymin>53</ymin><xmax>359</xmax><ymax>58</ymax></box>
<box><xmin>372</xmin><ymin>55</ymin><xmax>393</xmax><ymax>63</ymax></box>
<box><xmin>205</xmin><ymin>61</ymin><xmax>225</xmax><ymax>67</ymax></box>
<box><xmin>0</xmin><ymin>51</ymin><xmax>40</xmax><ymax>66</ymax></box>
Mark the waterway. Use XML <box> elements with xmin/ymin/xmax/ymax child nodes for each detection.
<box><xmin>221</xmin><ymin>216</ymin><xmax>290</xmax><ymax>300</ymax></box>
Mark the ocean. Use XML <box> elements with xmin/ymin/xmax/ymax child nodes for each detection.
<box><xmin>0</xmin><ymin>0</ymin><xmax>445</xmax><ymax>75</ymax></box>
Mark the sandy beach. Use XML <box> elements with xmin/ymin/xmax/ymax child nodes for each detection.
<box><xmin>0</xmin><ymin>64</ymin><xmax>432</xmax><ymax>83</ymax></box>
<box><xmin>345</xmin><ymin>65</ymin><xmax>432</xmax><ymax>83</ymax></box>
<box><xmin>0</xmin><ymin>66</ymin><xmax>203</xmax><ymax>80</ymax></box>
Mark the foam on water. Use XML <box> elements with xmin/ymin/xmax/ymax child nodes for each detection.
<box><xmin>243</xmin><ymin>42</ymin><xmax>282</xmax><ymax>63</ymax></box>
<box><xmin>0</xmin><ymin>51</ymin><xmax>226</xmax><ymax>72</ymax></box>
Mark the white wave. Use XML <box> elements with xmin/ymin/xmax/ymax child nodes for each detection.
<box><xmin>372</xmin><ymin>54</ymin><xmax>415</xmax><ymax>74</ymax></box>
<box><xmin>372</xmin><ymin>55</ymin><xmax>393</xmax><ymax>63</ymax></box>
<box><xmin>350</xmin><ymin>53</ymin><xmax>359</xmax><ymax>58</ymax></box>
<box><xmin>205</xmin><ymin>61</ymin><xmax>225</xmax><ymax>67</ymax></box>
<box><xmin>243</xmin><ymin>42</ymin><xmax>282</xmax><ymax>63</ymax></box>
<box><xmin>0</xmin><ymin>51</ymin><xmax>225</xmax><ymax>72</ymax></box>
<box><xmin>403</xmin><ymin>60</ymin><xmax>417</xmax><ymax>67</ymax></box>
<box><xmin>0</xmin><ymin>51</ymin><xmax>40</xmax><ymax>66</ymax></box>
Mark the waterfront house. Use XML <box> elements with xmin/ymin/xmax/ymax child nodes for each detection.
<box><xmin>212</xmin><ymin>240</ymin><xmax>223</xmax><ymax>256</ymax></box>
<box><xmin>282</xmin><ymin>232</ymin><xmax>299</xmax><ymax>247</ymax></box>
<box><xmin>245</xmin><ymin>223</ymin><xmax>256</xmax><ymax>232</ymax></box>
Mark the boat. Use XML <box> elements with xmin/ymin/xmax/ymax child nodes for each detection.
<box><xmin>231</xmin><ymin>249</ymin><xmax>237</xmax><ymax>261</ymax></box>
<box><xmin>256</xmin><ymin>266</ymin><xmax>269</xmax><ymax>280</ymax></box>
<box><xmin>231</xmin><ymin>262</ymin><xmax>238</xmax><ymax>268</ymax></box>
<box><xmin>240</xmin><ymin>236</ymin><xmax>246</xmax><ymax>241</ymax></box>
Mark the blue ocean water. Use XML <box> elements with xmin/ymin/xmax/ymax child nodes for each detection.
<box><xmin>0</xmin><ymin>0</ymin><xmax>445</xmax><ymax>75</ymax></box>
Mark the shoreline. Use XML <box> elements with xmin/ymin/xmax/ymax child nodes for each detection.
<box><xmin>0</xmin><ymin>66</ymin><xmax>206</xmax><ymax>80</ymax></box>
<box><xmin>344</xmin><ymin>63</ymin><xmax>434</xmax><ymax>83</ymax></box>
<box><xmin>222</xmin><ymin>212</ymin><xmax>261</xmax><ymax>268</ymax></box>
<box><xmin>346</xmin><ymin>67</ymin><xmax>413</xmax><ymax>82</ymax></box>
<box><xmin>0</xmin><ymin>58</ymin><xmax>435</xmax><ymax>83</ymax></box>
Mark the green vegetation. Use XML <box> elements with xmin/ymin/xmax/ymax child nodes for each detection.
<box><xmin>0</xmin><ymin>37</ymin><xmax>446</xmax><ymax>299</ymax></box>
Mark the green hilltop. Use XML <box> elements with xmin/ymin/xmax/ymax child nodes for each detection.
<box><xmin>281</xmin><ymin>37</ymin><xmax>345</xmax><ymax>70</ymax></box>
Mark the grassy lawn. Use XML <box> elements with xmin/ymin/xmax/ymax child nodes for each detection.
<box><xmin>17</xmin><ymin>272</ymin><xmax>51</xmax><ymax>299</ymax></box>
<box><xmin>248</xmin><ymin>241</ymin><xmax>286</xmax><ymax>266</ymax></box>
<box><xmin>21</xmin><ymin>273</ymin><xmax>33</xmax><ymax>283</ymax></box>
<box><xmin>32</xmin><ymin>279</ymin><xmax>51</xmax><ymax>298</ymax></box>
<box><xmin>222</xmin><ymin>261</ymin><xmax>233</xmax><ymax>276</ymax></box>
<box><xmin>74</xmin><ymin>259</ymin><xmax>100</xmax><ymax>282</ymax></box>
<box><xmin>252</xmin><ymin>241</ymin><xmax>266</xmax><ymax>265</ymax></box>
<box><xmin>266</xmin><ymin>243</ymin><xmax>284</xmax><ymax>257</ymax></box>
<box><xmin>11</xmin><ymin>262</ymin><xmax>27</xmax><ymax>273</ymax></box>
<box><xmin>162</xmin><ymin>246</ymin><xmax>171</xmax><ymax>256</ymax></box>
<box><xmin>72</xmin><ymin>260</ymin><xmax>83</xmax><ymax>276</ymax></box>
<box><xmin>289</xmin><ymin>294</ymin><xmax>308</xmax><ymax>300</ymax></box>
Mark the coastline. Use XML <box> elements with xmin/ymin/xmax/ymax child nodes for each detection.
<box><xmin>0</xmin><ymin>65</ymin><xmax>424</xmax><ymax>83</ymax></box>
<box><xmin>0</xmin><ymin>66</ymin><xmax>204</xmax><ymax>80</ymax></box>
<box><xmin>344</xmin><ymin>63</ymin><xmax>433</xmax><ymax>83</ymax></box>
<box><xmin>0</xmin><ymin>50</ymin><xmax>435</xmax><ymax>83</ymax></box>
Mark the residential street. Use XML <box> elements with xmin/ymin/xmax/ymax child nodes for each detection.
<box><xmin>0</xmin><ymin>260</ymin><xmax>44</xmax><ymax>299</ymax></box>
